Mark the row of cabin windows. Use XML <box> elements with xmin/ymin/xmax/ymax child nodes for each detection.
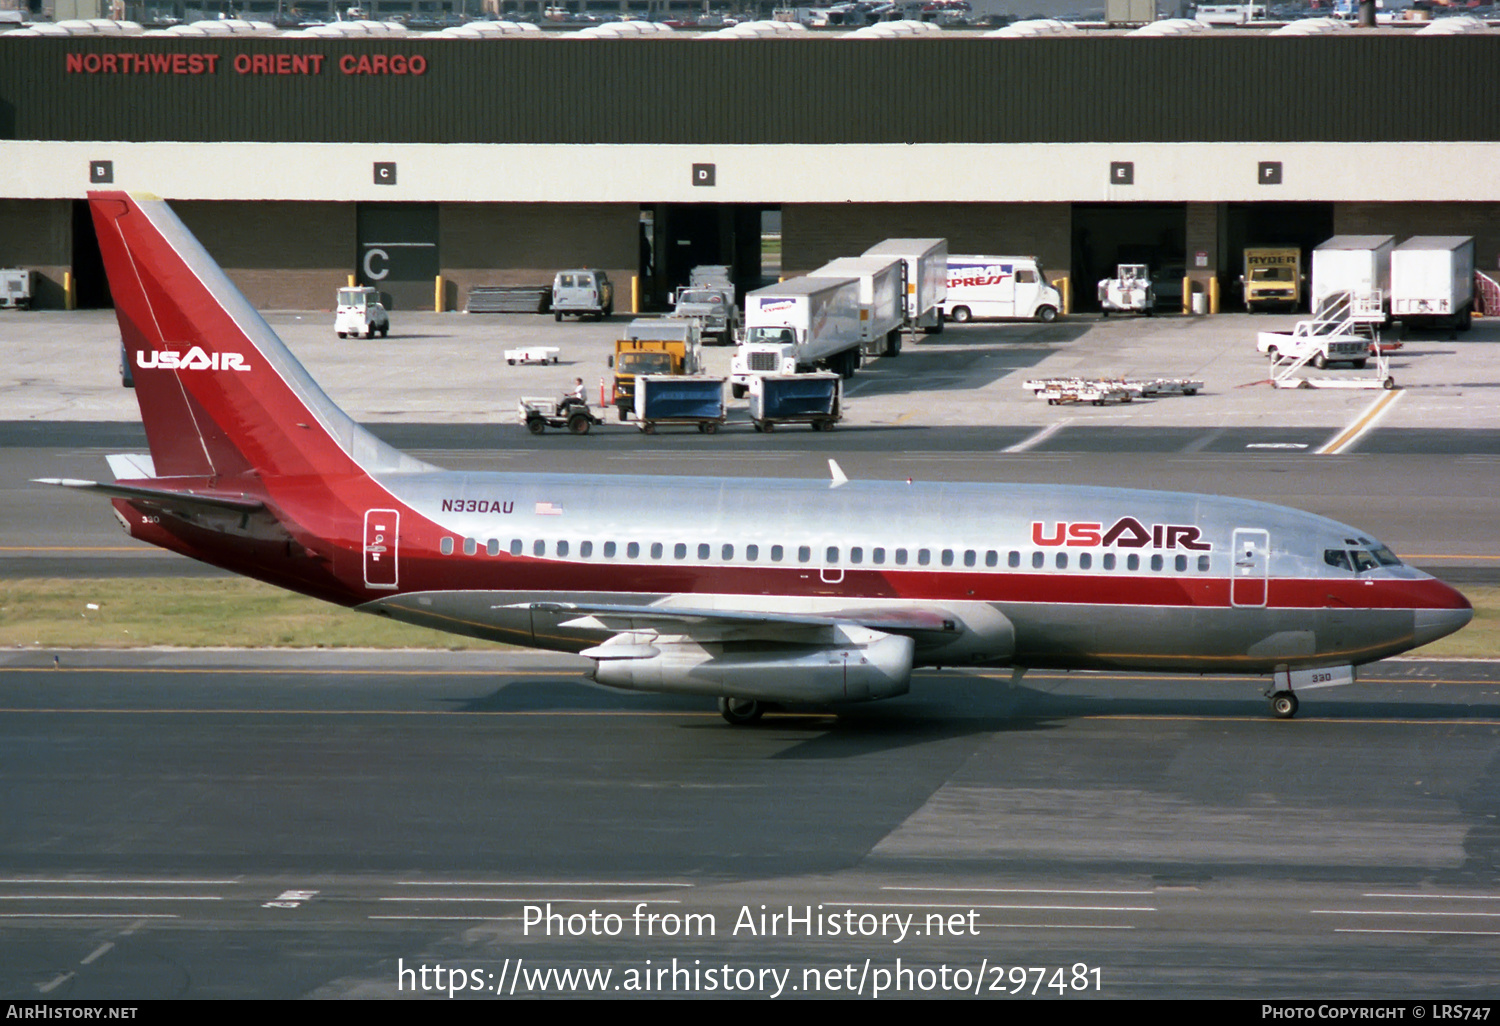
<box><xmin>437</xmin><ymin>536</ymin><xmax>1213</xmax><ymax>573</ymax></box>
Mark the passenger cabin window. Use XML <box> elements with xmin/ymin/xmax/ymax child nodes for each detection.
<box><xmin>604</xmin><ymin>541</ymin><xmax>617</xmax><ymax>558</ymax></box>
<box><xmin>798</xmin><ymin>546</ymin><xmax>811</xmax><ymax>563</ymax></box>
<box><xmin>895</xmin><ymin>549</ymin><xmax>908</xmax><ymax>566</ymax></box>
<box><xmin>1008</xmin><ymin>551</ymin><xmax>1020</xmax><ymax>568</ymax></box>
<box><xmin>533</xmin><ymin>540</ymin><xmax>545</xmax><ymax>557</ymax></box>
<box><xmin>771</xmin><ymin>545</ymin><xmax>783</xmax><ymax>562</ymax></box>
<box><xmin>1055</xmin><ymin>553</ymin><xmax>1067</xmax><ymax>569</ymax></box>
<box><xmin>510</xmin><ymin>539</ymin><xmax>523</xmax><ymax>556</ymax></box>
<box><xmin>941</xmin><ymin>549</ymin><xmax>953</xmax><ymax>567</ymax></box>
<box><xmin>826</xmin><ymin>546</ymin><xmax>839</xmax><ymax>563</ymax></box>
<box><xmin>1103</xmin><ymin>553</ymin><xmax>1116</xmax><ymax>571</ymax></box>
<box><xmin>1127</xmin><ymin>554</ymin><xmax>1140</xmax><ymax>571</ymax></box>
<box><xmin>1175</xmin><ymin>554</ymin><xmax>1187</xmax><ymax>572</ymax></box>
<box><xmin>674</xmin><ymin>543</ymin><xmax>687</xmax><ymax>560</ymax></box>
<box><xmin>986</xmin><ymin>551</ymin><xmax>998</xmax><ymax>568</ymax></box>
<box><xmin>746</xmin><ymin>544</ymin><xmax>758</xmax><ymax>561</ymax></box>
<box><xmin>699</xmin><ymin>544</ymin><xmax>711</xmax><ymax>560</ymax></box>
<box><xmin>441</xmin><ymin>537</ymin><xmax>454</xmax><ymax>555</ymax></box>
<box><xmin>918</xmin><ymin>549</ymin><xmax>931</xmax><ymax>566</ymax></box>
<box><xmin>1079</xmin><ymin>553</ymin><xmax>1091</xmax><ymax>570</ymax></box>
<box><xmin>487</xmin><ymin>539</ymin><xmax>500</xmax><ymax>557</ymax></box>
<box><xmin>651</xmin><ymin>543</ymin><xmax>663</xmax><ymax>559</ymax></box>
<box><xmin>850</xmin><ymin>547</ymin><xmax>862</xmax><ymax>564</ymax></box>
<box><xmin>463</xmin><ymin>538</ymin><xmax>477</xmax><ymax>556</ymax></box>
<box><xmin>580</xmin><ymin>541</ymin><xmax>593</xmax><ymax>558</ymax></box>
<box><xmin>1032</xmin><ymin>552</ymin><xmax>1044</xmax><ymax>569</ymax></box>
<box><xmin>1198</xmin><ymin>555</ymin><xmax>1210</xmax><ymax>572</ymax></box>
<box><xmin>556</xmin><ymin>540</ymin><xmax>569</xmax><ymax>557</ymax></box>
<box><xmin>872</xmin><ymin>548</ymin><xmax>885</xmax><ymax>565</ymax></box>
<box><xmin>626</xmin><ymin>542</ymin><xmax>639</xmax><ymax>559</ymax></box>
<box><xmin>964</xmin><ymin>550</ymin><xmax>977</xmax><ymax>567</ymax></box>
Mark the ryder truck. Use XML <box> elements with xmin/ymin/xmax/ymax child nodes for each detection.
<box><xmin>1242</xmin><ymin>246</ymin><xmax>1302</xmax><ymax>312</ymax></box>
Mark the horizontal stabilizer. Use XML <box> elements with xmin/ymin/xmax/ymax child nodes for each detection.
<box><xmin>106</xmin><ymin>453</ymin><xmax>157</xmax><ymax>480</ymax></box>
<box><xmin>33</xmin><ymin>477</ymin><xmax>266</xmax><ymax>514</ymax></box>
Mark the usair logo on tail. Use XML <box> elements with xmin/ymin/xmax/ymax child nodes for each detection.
<box><xmin>136</xmin><ymin>347</ymin><xmax>251</xmax><ymax>371</ymax></box>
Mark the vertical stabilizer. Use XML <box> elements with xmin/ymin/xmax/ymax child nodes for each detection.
<box><xmin>89</xmin><ymin>191</ymin><xmax>427</xmax><ymax>481</ymax></box>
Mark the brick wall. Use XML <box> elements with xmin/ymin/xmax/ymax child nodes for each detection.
<box><xmin>782</xmin><ymin>203</ymin><xmax>1073</xmax><ymax>279</ymax></box>
<box><xmin>440</xmin><ymin>203</ymin><xmax>639</xmax><ymax>313</ymax></box>
<box><xmin>0</xmin><ymin>199</ymin><xmax>70</xmax><ymax>309</ymax></box>
<box><xmin>1336</xmin><ymin>202</ymin><xmax>1500</xmax><ymax>273</ymax></box>
<box><xmin>174</xmin><ymin>201</ymin><xmax>355</xmax><ymax>311</ymax></box>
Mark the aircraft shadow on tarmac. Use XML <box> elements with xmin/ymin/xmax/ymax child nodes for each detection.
<box><xmin>440</xmin><ymin>674</ymin><xmax>1500</xmax><ymax>759</ymax></box>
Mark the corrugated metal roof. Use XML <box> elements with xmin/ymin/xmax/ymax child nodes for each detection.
<box><xmin>3</xmin><ymin>35</ymin><xmax>1498</xmax><ymax>144</ymax></box>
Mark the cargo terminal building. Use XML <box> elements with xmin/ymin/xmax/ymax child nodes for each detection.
<box><xmin>2</xmin><ymin>29</ymin><xmax>1499</xmax><ymax>312</ymax></box>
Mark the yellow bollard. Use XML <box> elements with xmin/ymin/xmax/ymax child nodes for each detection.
<box><xmin>1209</xmin><ymin>276</ymin><xmax>1220</xmax><ymax>315</ymax></box>
<box><xmin>1182</xmin><ymin>276</ymin><xmax>1192</xmax><ymax>316</ymax></box>
<box><xmin>631</xmin><ymin>275</ymin><xmax>640</xmax><ymax>315</ymax></box>
<box><xmin>64</xmin><ymin>270</ymin><xmax>75</xmax><ymax>311</ymax></box>
<box><xmin>434</xmin><ymin>275</ymin><xmax>444</xmax><ymax>313</ymax></box>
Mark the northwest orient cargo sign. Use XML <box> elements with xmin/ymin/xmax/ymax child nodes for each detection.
<box><xmin>64</xmin><ymin>51</ymin><xmax>429</xmax><ymax>76</ymax></box>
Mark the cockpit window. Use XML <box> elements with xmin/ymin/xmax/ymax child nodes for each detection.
<box><xmin>1326</xmin><ymin>546</ymin><xmax>1403</xmax><ymax>573</ymax></box>
<box><xmin>1324</xmin><ymin>549</ymin><xmax>1352</xmax><ymax>572</ymax></box>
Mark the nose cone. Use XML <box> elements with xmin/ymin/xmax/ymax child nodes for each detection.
<box><xmin>1411</xmin><ymin>581</ymin><xmax>1474</xmax><ymax>648</ymax></box>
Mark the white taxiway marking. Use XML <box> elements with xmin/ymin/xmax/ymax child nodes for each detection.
<box><xmin>884</xmin><ymin>886</ymin><xmax>1155</xmax><ymax>896</ymax></box>
<box><xmin>1003</xmin><ymin>419</ymin><xmax>1073</xmax><ymax>453</ymax></box>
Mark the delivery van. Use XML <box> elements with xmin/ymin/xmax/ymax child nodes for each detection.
<box><xmin>940</xmin><ymin>256</ymin><xmax>1061</xmax><ymax>323</ymax></box>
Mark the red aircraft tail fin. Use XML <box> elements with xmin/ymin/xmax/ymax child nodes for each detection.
<box><xmin>89</xmin><ymin>191</ymin><xmax>422</xmax><ymax>481</ymax></box>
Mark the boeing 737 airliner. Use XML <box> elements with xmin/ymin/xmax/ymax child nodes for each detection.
<box><xmin>41</xmin><ymin>192</ymin><xmax>1472</xmax><ymax>724</ymax></box>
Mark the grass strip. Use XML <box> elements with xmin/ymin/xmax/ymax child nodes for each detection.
<box><xmin>2</xmin><ymin>578</ymin><xmax>1496</xmax><ymax>657</ymax></box>
<box><xmin>0</xmin><ymin>578</ymin><xmax>508</xmax><ymax>650</ymax></box>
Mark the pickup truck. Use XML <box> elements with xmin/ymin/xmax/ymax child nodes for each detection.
<box><xmin>1256</xmin><ymin>328</ymin><xmax>1370</xmax><ymax>369</ymax></box>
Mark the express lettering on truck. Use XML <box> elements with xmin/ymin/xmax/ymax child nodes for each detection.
<box><xmin>948</xmin><ymin>265</ymin><xmax>1014</xmax><ymax>288</ymax></box>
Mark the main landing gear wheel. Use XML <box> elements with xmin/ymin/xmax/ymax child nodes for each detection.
<box><xmin>1269</xmin><ymin>691</ymin><xmax>1299</xmax><ymax>719</ymax></box>
<box><xmin>718</xmin><ymin>697</ymin><xmax>765</xmax><ymax>725</ymax></box>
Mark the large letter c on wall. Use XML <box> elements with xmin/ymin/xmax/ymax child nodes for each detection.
<box><xmin>363</xmin><ymin>248</ymin><xmax>389</xmax><ymax>281</ymax></box>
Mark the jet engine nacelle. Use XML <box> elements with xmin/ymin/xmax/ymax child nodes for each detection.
<box><xmin>584</xmin><ymin>625</ymin><xmax>915</xmax><ymax>705</ymax></box>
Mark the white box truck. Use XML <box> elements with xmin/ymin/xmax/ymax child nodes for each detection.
<box><xmin>806</xmin><ymin>256</ymin><xmax>905</xmax><ymax>357</ymax></box>
<box><xmin>1311</xmin><ymin>236</ymin><xmax>1394</xmax><ymax>316</ymax></box>
<box><xmin>731</xmin><ymin>277</ymin><xmax>863</xmax><ymax>398</ymax></box>
<box><xmin>1390</xmin><ymin>236</ymin><xmax>1475</xmax><ymax>330</ymax></box>
<box><xmin>862</xmin><ymin>238</ymin><xmax>948</xmax><ymax>334</ymax></box>
<box><xmin>940</xmin><ymin>255</ymin><xmax>1062</xmax><ymax>323</ymax></box>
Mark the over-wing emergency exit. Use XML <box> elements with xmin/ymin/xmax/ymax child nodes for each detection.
<box><xmin>39</xmin><ymin>192</ymin><xmax>1473</xmax><ymax>724</ymax></box>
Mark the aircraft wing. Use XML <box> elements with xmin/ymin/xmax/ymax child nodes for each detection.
<box><xmin>520</xmin><ymin>600</ymin><xmax>959</xmax><ymax>640</ymax></box>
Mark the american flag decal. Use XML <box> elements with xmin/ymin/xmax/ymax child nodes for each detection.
<box><xmin>534</xmin><ymin>501</ymin><xmax>564</xmax><ymax>516</ymax></box>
